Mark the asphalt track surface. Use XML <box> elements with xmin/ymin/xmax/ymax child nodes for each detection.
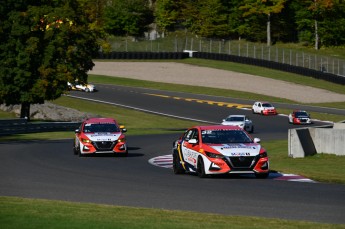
<box><xmin>1</xmin><ymin>84</ymin><xmax>345</xmax><ymax>224</ymax></box>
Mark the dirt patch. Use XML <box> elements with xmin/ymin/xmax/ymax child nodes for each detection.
<box><xmin>90</xmin><ymin>62</ymin><xmax>345</xmax><ymax>103</ymax></box>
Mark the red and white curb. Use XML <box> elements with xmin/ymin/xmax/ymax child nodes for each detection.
<box><xmin>149</xmin><ymin>155</ymin><xmax>316</xmax><ymax>183</ymax></box>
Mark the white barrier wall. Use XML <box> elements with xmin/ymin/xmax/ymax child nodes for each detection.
<box><xmin>288</xmin><ymin>123</ymin><xmax>345</xmax><ymax>158</ymax></box>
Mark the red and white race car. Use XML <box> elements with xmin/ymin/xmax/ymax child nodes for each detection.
<box><xmin>288</xmin><ymin>110</ymin><xmax>312</xmax><ymax>125</ymax></box>
<box><xmin>74</xmin><ymin>117</ymin><xmax>127</xmax><ymax>157</ymax></box>
<box><xmin>172</xmin><ymin>125</ymin><xmax>269</xmax><ymax>178</ymax></box>
<box><xmin>252</xmin><ymin>101</ymin><xmax>277</xmax><ymax>115</ymax></box>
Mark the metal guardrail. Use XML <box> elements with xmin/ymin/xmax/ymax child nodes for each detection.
<box><xmin>0</xmin><ymin>119</ymin><xmax>80</xmax><ymax>136</ymax></box>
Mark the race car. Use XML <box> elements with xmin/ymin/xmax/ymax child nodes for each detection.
<box><xmin>252</xmin><ymin>101</ymin><xmax>277</xmax><ymax>115</ymax></box>
<box><xmin>172</xmin><ymin>125</ymin><xmax>269</xmax><ymax>178</ymax></box>
<box><xmin>74</xmin><ymin>117</ymin><xmax>128</xmax><ymax>157</ymax></box>
<box><xmin>288</xmin><ymin>110</ymin><xmax>312</xmax><ymax>125</ymax></box>
<box><xmin>67</xmin><ymin>81</ymin><xmax>96</xmax><ymax>92</ymax></box>
<box><xmin>221</xmin><ymin>115</ymin><xmax>254</xmax><ymax>133</ymax></box>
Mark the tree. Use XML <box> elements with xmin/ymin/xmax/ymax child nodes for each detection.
<box><xmin>154</xmin><ymin>0</ymin><xmax>182</xmax><ymax>33</ymax></box>
<box><xmin>0</xmin><ymin>0</ymin><xmax>99</xmax><ymax>119</ymax></box>
<box><xmin>240</xmin><ymin>0</ymin><xmax>286</xmax><ymax>46</ymax></box>
<box><xmin>103</xmin><ymin>0</ymin><xmax>153</xmax><ymax>37</ymax></box>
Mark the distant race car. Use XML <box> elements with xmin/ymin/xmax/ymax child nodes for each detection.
<box><xmin>221</xmin><ymin>115</ymin><xmax>254</xmax><ymax>133</ymax></box>
<box><xmin>68</xmin><ymin>81</ymin><xmax>96</xmax><ymax>92</ymax></box>
<box><xmin>74</xmin><ymin>117</ymin><xmax>128</xmax><ymax>157</ymax></box>
<box><xmin>252</xmin><ymin>101</ymin><xmax>277</xmax><ymax>115</ymax></box>
<box><xmin>172</xmin><ymin>125</ymin><xmax>269</xmax><ymax>178</ymax></box>
<box><xmin>288</xmin><ymin>110</ymin><xmax>312</xmax><ymax>125</ymax></box>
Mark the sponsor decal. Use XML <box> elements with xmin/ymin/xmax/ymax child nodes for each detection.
<box><xmin>230</xmin><ymin>152</ymin><xmax>251</xmax><ymax>156</ymax></box>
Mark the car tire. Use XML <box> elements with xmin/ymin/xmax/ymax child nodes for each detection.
<box><xmin>197</xmin><ymin>157</ymin><xmax>207</xmax><ymax>178</ymax></box>
<box><xmin>255</xmin><ymin>172</ymin><xmax>269</xmax><ymax>179</ymax></box>
<box><xmin>250</xmin><ymin>126</ymin><xmax>254</xmax><ymax>133</ymax></box>
<box><xmin>85</xmin><ymin>88</ymin><xmax>90</xmax><ymax>93</ymax></box>
<box><xmin>173</xmin><ymin>152</ymin><xmax>185</xmax><ymax>174</ymax></box>
<box><xmin>77</xmin><ymin>144</ymin><xmax>83</xmax><ymax>157</ymax></box>
<box><xmin>119</xmin><ymin>150</ymin><xmax>128</xmax><ymax>157</ymax></box>
<box><xmin>252</xmin><ymin>109</ymin><xmax>255</xmax><ymax>114</ymax></box>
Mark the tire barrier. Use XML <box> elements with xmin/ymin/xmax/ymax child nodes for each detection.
<box><xmin>98</xmin><ymin>52</ymin><xmax>189</xmax><ymax>60</ymax></box>
<box><xmin>193</xmin><ymin>52</ymin><xmax>345</xmax><ymax>85</ymax></box>
<box><xmin>96</xmin><ymin>51</ymin><xmax>345</xmax><ymax>85</ymax></box>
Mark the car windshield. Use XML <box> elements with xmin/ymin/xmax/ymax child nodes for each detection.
<box><xmin>262</xmin><ymin>103</ymin><xmax>272</xmax><ymax>107</ymax></box>
<box><xmin>201</xmin><ymin>130</ymin><xmax>252</xmax><ymax>144</ymax></box>
<box><xmin>83</xmin><ymin>123</ymin><xmax>120</xmax><ymax>133</ymax></box>
<box><xmin>295</xmin><ymin>112</ymin><xmax>308</xmax><ymax>117</ymax></box>
<box><xmin>226</xmin><ymin>116</ymin><xmax>244</xmax><ymax>122</ymax></box>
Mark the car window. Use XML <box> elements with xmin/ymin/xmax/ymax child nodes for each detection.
<box><xmin>262</xmin><ymin>103</ymin><xmax>272</xmax><ymax>107</ymax></box>
<box><xmin>183</xmin><ymin>130</ymin><xmax>194</xmax><ymax>141</ymax></box>
<box><xmin>201</xmin><ymin>130</ymin><xmax>252</xmax><ymax>144</ymax></box>
<box><xmin>83</xmin><ymin>123</ymin><xmax>120</xmax><ymax>133</ymax></box>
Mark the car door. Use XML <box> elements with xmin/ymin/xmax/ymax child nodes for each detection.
<box><xmin>180</xmin><ymin>128</ymin><xmax>200</xmax><ymax>169</ymax></box>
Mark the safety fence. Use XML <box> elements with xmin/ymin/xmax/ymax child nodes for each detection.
<box><xmin>107</xmin><ymin>37</ymin><xmax>345</xmax><ymax>77</ymax></box>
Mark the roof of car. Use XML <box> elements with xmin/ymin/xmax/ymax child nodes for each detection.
<box><xmin>196</xmin><ymin>125</ymin><xmax>242</xmax><ymax>131</ymax></box>
<box><xmin>83</xmin><ymin>117</ymin><xmax>117</xmax><ymax>124</ymax></box>
<box><xmin>227</xmin><ymin>115</ymin><xmax>245</xmax><ymax>117</ymax></box>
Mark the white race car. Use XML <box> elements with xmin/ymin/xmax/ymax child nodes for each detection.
<box><xmin>252</xmin><ymin>101</ymin><xmax>277</xmax><ymax>115</ymax></box>
<box><xmin>221</xmin><ymin>115</ymin><xmax>254</xmax><ymax>133</ymax></box>
<box><xmin>68</xmin><ymin>81</ymin><xmax>96</xmax><ymax>92</ymax></box>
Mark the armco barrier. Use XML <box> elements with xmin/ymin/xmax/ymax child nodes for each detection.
<box><xmin>0</xmin><ymin>119</ymin><xmax>80</xmax><ymax>136</ymax></box>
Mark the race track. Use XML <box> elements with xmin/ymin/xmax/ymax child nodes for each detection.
<box><xmin>1</xmin><ymin>84</ymin><xmax>345</xmax><ymax>224</ymax></box>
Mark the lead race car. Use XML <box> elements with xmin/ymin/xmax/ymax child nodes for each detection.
<box><xmin>74</xmin><ymin>117</ymin><xmax>128</xmax><ymax>157</ymax></box>
<box><xmin>172</xmin><ymin>125</ymin><xmax>269</xmax><ymax>178</ymax></box>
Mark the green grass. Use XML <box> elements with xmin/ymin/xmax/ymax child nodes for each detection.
<box><xmin>1</xmin><ymin>196</ymin><xmax>344</xmax><ymax>229</ymax></box>
<box><xmin>265</xmin><ymin>140</ymin><xmax>345</xmax><ymax>184</ymax></box>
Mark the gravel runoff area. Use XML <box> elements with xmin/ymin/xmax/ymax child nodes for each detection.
<box><xmin>90</xmin><ymin>61</ymin><xmax>345</xmax><ymax>103</ymax></box>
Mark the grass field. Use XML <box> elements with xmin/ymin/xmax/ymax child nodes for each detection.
<box><xmin>1</xmin><ymin>196</ymin><xmax>344</xmax><ymax>229</ymax></box>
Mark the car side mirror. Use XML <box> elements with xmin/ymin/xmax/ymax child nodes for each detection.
<box><xmin>119</xmin><ymin>125</ymin><xmax>127</xmax><ymax>133</ymax></box>
<box><xmin>188</xmin><ymin>139</ymin><xmax>198</xmax><ymax>144</ymax></box>
<box><xmin>75</xmin><ymin>129</ymin><xmax>81</xmax><ymax>134</ymax></box>
<box><xmin>254</xmin><ymin>138</ymin><xmax>261</xmax><ymax>143</ymax></box>
<box><xmin>222</xmin><ymin>119</ymin><xmax>225</xmax><ymax>122</ymax></box>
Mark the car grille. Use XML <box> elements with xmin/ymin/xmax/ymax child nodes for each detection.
<box><xmin>92</xmin><ymin>141</ymin><xmax>117</xmax><ymax>151</ymax></box>
<box><xmin>299</xmin><ymin>118</ymin><xmax>308</xmax><ymax>123</ymax></box>
<box><xmin>226</xmin><ymin>156</ymin><xmax>256</xmax><ymax>169</ymax></box>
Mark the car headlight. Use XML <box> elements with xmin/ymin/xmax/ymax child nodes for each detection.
<box><xmin>81</xmin><ymin>138</ymin><xmax>91</xmax><ymax>143</ymax></box>
<box><xmin>118</xmin><ymin>137</ymin><xmax>126</xmax><ymax>143</ymax></box>
<box><xmin>206</xmin><ymin>151</ymin><xmax>224</xmax><ymax>159</ymax></box>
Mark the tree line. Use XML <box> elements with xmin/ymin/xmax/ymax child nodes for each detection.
<box><xmin>1</xmin><ymin>0</ymin><xmax>344</xmax><ymax>118</ymax></box>
<box><xmin>99</xmin><ymin>0</ymin><xmax>345</xmax><ymax>49</ymax></box>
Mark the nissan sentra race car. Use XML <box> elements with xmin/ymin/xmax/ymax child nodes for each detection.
<box><xmin>172</xmin><ymin>125</ymin><xmax>269</xmax><ymax>178</ymax></box>
<box><xmin>74</xmin><ymin>117</ymin><xmax>127</xmax><ymax>157</ymax></box>
<box><xmin>221</xmin><ymin>115</ymin><xmax>254</xmax><ymax>133</ymax></box>
<box><xmin>252</xmin><ymin>101</ymin><xmax>277</xmax><ymax>115</ymax></box>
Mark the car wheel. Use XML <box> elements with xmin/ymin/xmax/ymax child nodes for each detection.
<box><xmin>73</xmin><ymin>143</ymin><xmax>78</xmax><ymax>155</ymax></box>
<box><xmin>119</xmin><ymin>150</ymin><xmax>128</xmax><ymax>157</ymax></box>
<box><xmin>255</xmin><ymin>172</ymin><xmax>269</xmax><ymax>179</ymax></box>
<box><xmin>197</xmin><ymin>157</ymin><xmax>207</xmax><ymax>178</ymax></box>
<box><xmin>173</xmin><ymin>152</ymin><xmax>185</xmax><ymax>174</ymax></box>
<box><xmin>77</xmin><ymin>145</ymin><xmax>83</xmax><ymax>157</ymax></box>
<box><xmin>252</xmin><ymin>109</ymin><xmax>255</xmax><ymax>114</ymax></box>
<box><xmin>261</xmin><ymin>111</ymin><xmax>264</xmax><ymax>115</ymax></box>
<box><xmin>85</xmin><ymin>88</ymin><xmax>90</xmax><ymax>92</ymax></box>
<box><xmin>250</xmin><ymin>126</ymin><xmax>254</xmax><ymax>133</ymax></box>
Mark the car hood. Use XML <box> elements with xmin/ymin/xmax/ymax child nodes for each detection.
<box><xmin>296</xmin><ymin>115</ymin><xmax>309</xmax><ymax>119</ymax></box>
<box><xmin>84</xmin><ymin>132</ymin><xmax>121</xmax><ymax>141</ymax></box>
<box><xmin>221</xmin><ymin>121</ymin><xmax>245</xmax><ymax>126</ymax></box>
<box><xmin>209</xmin><ymin>143</ymin><xmax>261</xmax><ymax>156</ymax></box>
